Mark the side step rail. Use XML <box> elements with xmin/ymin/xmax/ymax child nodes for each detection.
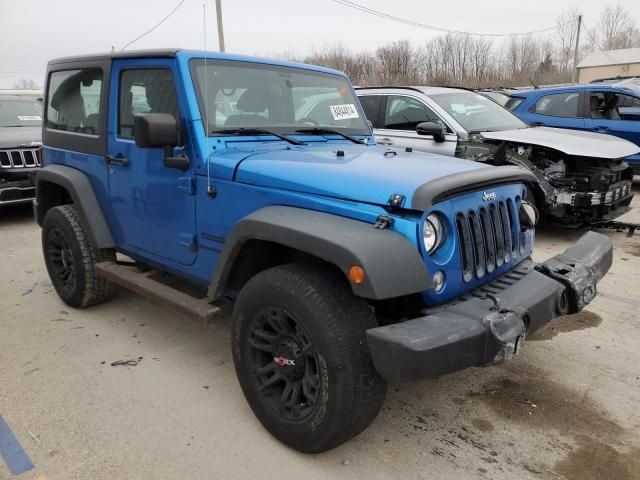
<box><xmin>95</xmin><ymin>261</ymin><xmax>222</xmax><ymax>324</ymax></box>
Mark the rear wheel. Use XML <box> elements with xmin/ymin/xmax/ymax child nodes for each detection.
<box><xmin>42</xmin><ymin>205</ymin><xmax>115</xmax><ymax>308</ymax></box>
<box><xmin>232</xmin><ymin>263</ymin><xmax>386</xmax><ymax>453</ymax></box>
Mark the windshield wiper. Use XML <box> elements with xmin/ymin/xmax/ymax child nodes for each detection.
<box><xmin>295</xmin><ymin>127</ymin><xmax>367</xmax><ymax>145</ymax></box>
<box><xmin>209</xmin><ymin>127</ymin><xmax>305</xmax><ymax>146</ymax></box>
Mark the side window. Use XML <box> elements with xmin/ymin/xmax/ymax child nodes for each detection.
<box><xmin>531</xmin><ymin>92</ymin><xmax>579</xmax><ymax>117</ymax></box>
<box><xmin>383</xmin><ymin>95</ymin><xmax>448</xmax><ymax>131</ymax></box>
<box><xmin>119</xmin><ymin>69</ymin><xmax>179</xmax><ymax>138</ymax></box>
<box><xmin>505</xmin><ymin>97</ymin><xmax>524</xmax><ymax>111</ymax></box>
<box><xmin>47</xmin><ymin>69</ymin><xmax>103</xmax><ymax>134</ymax></box>
<box><xmin>618</xmin><ymin>94</ymin><xmax>640</xmax><ymax>108</ymax></box>
<box><xmin>590</xmin><ymin>92</ymin><xmax>640</xmax><ymax>120</ymax></box>
<box><xmin>358</xmin><ymin>95</ymin><xmax>382</xmax><ymax>127</ymax></box>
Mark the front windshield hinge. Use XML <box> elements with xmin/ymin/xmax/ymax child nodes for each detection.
<box><xmin>387</xmin><ymin>193</ymin><xmax>405</xmax><ymax>208</ymax></box>
<box><xmin>373</xmin><ymin>215</ymin><xmax>393</xmax><ymax>230</ymax></box>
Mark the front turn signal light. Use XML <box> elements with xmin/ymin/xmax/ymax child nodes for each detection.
<box><xmin>349</xmin><ymin>266</ymin><xmax>366</xmax><ymax>285</ymax></box>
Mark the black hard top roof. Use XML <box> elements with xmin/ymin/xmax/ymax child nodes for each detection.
<box><xmin>48</xmin><ymin>49</ymin><xmax>181</xmax><ymax>66</ymax></box>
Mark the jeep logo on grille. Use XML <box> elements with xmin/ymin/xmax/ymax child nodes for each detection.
<box><xmin>482</xmin><ymin>191</ymin><xmax>497</xmax><ymax>202</ymax></box>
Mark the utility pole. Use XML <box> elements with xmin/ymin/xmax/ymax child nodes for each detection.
<box><xmin>572</xmin><ymin>14</ymin><xmax>582</xmax><ymax>84</ymax></box>
<box><xmin>215</xmin><ymin>0</ymin><xmax>225</xmax><ymax>52</ymax></box>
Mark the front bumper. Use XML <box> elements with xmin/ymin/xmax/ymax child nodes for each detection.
<box><xmin>366</xmin><ymin>232</ymin><xmax>612</xmax><ymax>383</ymax></box>
<box><xmin>0</xmin><ymin>169</ymin><xmax>37</xmax><ymax>205</ymax></box>
<box><xmin>551</xmin><ymin>180</ymin><xmax>634</xmax><ymax>224</ymax></box>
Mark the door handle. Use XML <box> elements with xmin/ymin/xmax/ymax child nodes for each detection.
<box><xmin>106</xmin><ymin>155</ymin><xmax>129</xmax><ymax>166</ymax></box>
<box><xmin>378</xmin><ymin>138</ymin><xmax>394</xmax><ymax>145</ymax></box>
<box><xmin>594</xmin><ymin>126</ymin><xmax>610</xmax><ymax>133</ymax></box>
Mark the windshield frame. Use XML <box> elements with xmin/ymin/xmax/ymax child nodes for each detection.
<box><xmin>430</xmin><ymin>91</ymin><xmax>529</xmax><ymax>133</ymax></box>
<box><xmin>188</xmin><ymin>58</ymin><xmax>371</xmax><ymax>137</ymax></box>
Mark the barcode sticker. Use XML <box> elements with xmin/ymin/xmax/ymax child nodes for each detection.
<box><xmin>329</xmin><ymin>104</ymin><xmax>359</xmax><ymax>121</ymax></box>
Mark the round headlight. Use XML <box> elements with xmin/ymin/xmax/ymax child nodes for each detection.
<box><xmin>423</xmin><ymin>213</ymin><xmax>444</xmax><ymax>254</ymax></box>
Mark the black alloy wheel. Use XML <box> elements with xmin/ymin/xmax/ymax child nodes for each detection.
<box><xmin>247</xmin><ymin>306</ymin><xmax>320</xmax><ymax>421</ymax></box>
<box><xmin>46</xmin><ymin>226</ymin><xmax>77</xmax><ymax>296</ymax></box>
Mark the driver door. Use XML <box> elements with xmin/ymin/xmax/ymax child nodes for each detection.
<box><xmin>107</xmin><ymin>59</ymin><xmax>197</xmax><ymax>266</ymax></box>
<box><xmin>374</xmin><ymin>95</ymin><xmax>457</xmax><ymax>155</ymax></box>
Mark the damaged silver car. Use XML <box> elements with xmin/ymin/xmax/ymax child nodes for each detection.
<box><xmin>356</xmin><ymin>86</ymin><xmax>639</xmax><ymax>225</ymax></box>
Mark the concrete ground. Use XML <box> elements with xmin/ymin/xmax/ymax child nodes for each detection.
<box><xmin>1</xmin><ymin>184</ymin><xmax>639</xmax><ymax>480</ymax></box>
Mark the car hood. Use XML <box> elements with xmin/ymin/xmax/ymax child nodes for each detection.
<box><xmin>480</xmin><ymin>126</ymin><xmax>639</xmax><ymax>159</ymax></box>
<box><xmin>234</xmin><ymin>145</ymin><xmax>491</xmax><ymax>208</ymax></box>
<box><xmin>0</xmin><ymin>126</ymin><xmax>42</xmax><ymax>149</ymax></box>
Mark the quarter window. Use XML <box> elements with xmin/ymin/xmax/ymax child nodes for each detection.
<box><xmin>531</xmin><ymin>92</ymin><xmax>579</xmax><ymax>117</ymax></box>
<box><xmin>47</xmin><ymin>69</ymin><xmax>103</xmax><ymax>134</ymax></box>
<box><xmin>119</xmin><ymin>69</ymin><xmax>180</xmax><ymax>138</ymax></box>
<box><xmin>383</xmin><ymin>95</ymin><xmax>448</xmax><ymax>131</ymax></box>
<box><xmin>618</xmin><ymin>94</ymin><xmax>640</xmax><ymax>108</ymax></box>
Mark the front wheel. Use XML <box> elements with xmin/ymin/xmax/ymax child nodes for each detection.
<box><xmin>232</xmin><ymin>264</ymin><xmax>386</xmax><ymax>453</ymax></box>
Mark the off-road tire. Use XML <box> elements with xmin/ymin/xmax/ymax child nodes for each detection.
<box><xmin>42</xmin><ymin>205</ymin><xmax>115</xmax><ymax>308</ymax></box>
<box><xmin>232</xmin><ymin>263</ymin><xmax>386</xmax><ymax>453</ymax></box>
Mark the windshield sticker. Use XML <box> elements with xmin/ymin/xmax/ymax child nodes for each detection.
<box><xmin>329</xmin><ymin>104</ymin><xmax>359</xmax><ymax>121</ymax></box>
<box><xmin>17</xmin><ymin>115</ymin><xmax>41</xmax><ymax>121</ymax></box>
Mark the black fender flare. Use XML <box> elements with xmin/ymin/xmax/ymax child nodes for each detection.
<box><xmin>35</xmin><ymin>164</ymin><xmax>115</xmax><ymax>249</ymax></box>
<box><xmin>207</xmin><ymin>206</ymin><xmax>431</xmax><ymax>301</ymax></box>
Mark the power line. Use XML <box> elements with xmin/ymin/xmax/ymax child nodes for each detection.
<box><xmin>331</xmin><ymin>0</ymin><xmax>563</xmax><ymax>37</ymax></box>
<box><xmin>121</xmin><ymin>0</ymin><xmax>187</xmax><ymax>51</ymax></box>
<box><xmin>580</xmin><ymin>20</ymin><xmax>619</xmax><ymax>64</ymax></box>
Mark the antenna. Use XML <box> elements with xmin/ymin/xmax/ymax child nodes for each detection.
<box><xmin>203</xmin><ymin>3</ymin><xmax>216</xmax><ymax>197</ymax></box>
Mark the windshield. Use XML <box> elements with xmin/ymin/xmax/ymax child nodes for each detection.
<box><xmin>189</xmin><ymin>59</ymin><xmax>370</xmax><ymax>136</ymax></box>
<box><xmin>0</xmin><ymin>97</ymin><xmax>42</xmax><ymax>127</ymax></box>
<box><xmin>482</xmin><ymin>91</ymin><xmax>510</xmax><ymax>107</ymax></box>
<box><xmin>431</xmin><ymin>91</ymin><xmax>527</xmax><ymax>133</ymax></box>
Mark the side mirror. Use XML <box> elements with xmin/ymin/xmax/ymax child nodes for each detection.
<box><xmin>416</xmin><ymin>121</ymin><xmax>446</xmax><ymax>143</ymax></box>
<box><xmin>134</xmin><ymin>113</ymin><xmax>189</xmax><ymax>171</ymax></box>
<box><xmin>134</xmin><ymin>113</ymin><xmax>179</xmax><ymax>148</ymax></box>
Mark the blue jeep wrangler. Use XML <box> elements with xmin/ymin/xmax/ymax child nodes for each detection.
<box><xmin>35</xmin><ymin>50</ymin><xmax>613</xmax><ymax>453</ymax></box>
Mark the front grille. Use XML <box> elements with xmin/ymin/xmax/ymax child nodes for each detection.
<box><xmin>0</xmin><ymin>148</ymin><xmax>41</xmax><ymax>168</ymax></box>
<box><xmin>456</xmin><ymin>198</ymin><xmax>519</xmax><ymax>282</ymax></box>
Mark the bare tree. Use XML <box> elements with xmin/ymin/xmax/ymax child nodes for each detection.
<box><xmin>295</xmin><ymin>2</ymin><xmax>640</xmax><ymax>89</ymax></box>
<box><xmin>555</xmin><ymin>7</ymin><xmax>581</xmax><ymax>73</ymax></box>
<box><xmin>13</xmin><ymin>79</ymin><xmax>40</xmax><ymax>89</ymax></box>
<box><xmin>375</xmin><ymin>40</ymin><xmax>418</xmax><ymax>84</ymax></box>
<box><xmin>597</xmin><ymin>4</ymin><xmax>640</xmax><ymax>50</ymax></box>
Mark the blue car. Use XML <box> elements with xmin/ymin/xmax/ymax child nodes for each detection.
<box><xmin>507</xmin><ymin>79</ymin><xmax>640</xmax><ymax>173</ymax></box>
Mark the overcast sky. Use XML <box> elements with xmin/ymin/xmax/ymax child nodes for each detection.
<box><xmin>1</xmin><ymin>0</ymin><xmax>639</xmax><ymax>88</ymax></box>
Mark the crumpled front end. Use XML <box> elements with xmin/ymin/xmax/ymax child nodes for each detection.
<box><xmin>456</xmin><ymin>135</ymin><xmax>635</xmax><ymax>225</ymax></box>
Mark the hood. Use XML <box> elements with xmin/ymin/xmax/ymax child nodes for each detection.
<box><xmin>0</xmin><ymin>126</ymin><xmax>42</xmax><ymax>149</ymax></box>
<box><xmin>234</xmin><ymin>145</ymin><xmax>490</xmax><ymax>207</ymax></box>
<box><xmin>480</xmin><ymin>126</ymin><xmax>639</xmax><ymax>159</ymax></box>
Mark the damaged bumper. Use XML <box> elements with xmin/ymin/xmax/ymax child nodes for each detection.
<box><xmin>551</xmin><ymin>180</ymin><xmax>634</xmax><ymax>223</ymax></box>
<box><xmin>366</xmin><ymin>232</ymin><xmax>612</xmax><ymax>383</ymax></box>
